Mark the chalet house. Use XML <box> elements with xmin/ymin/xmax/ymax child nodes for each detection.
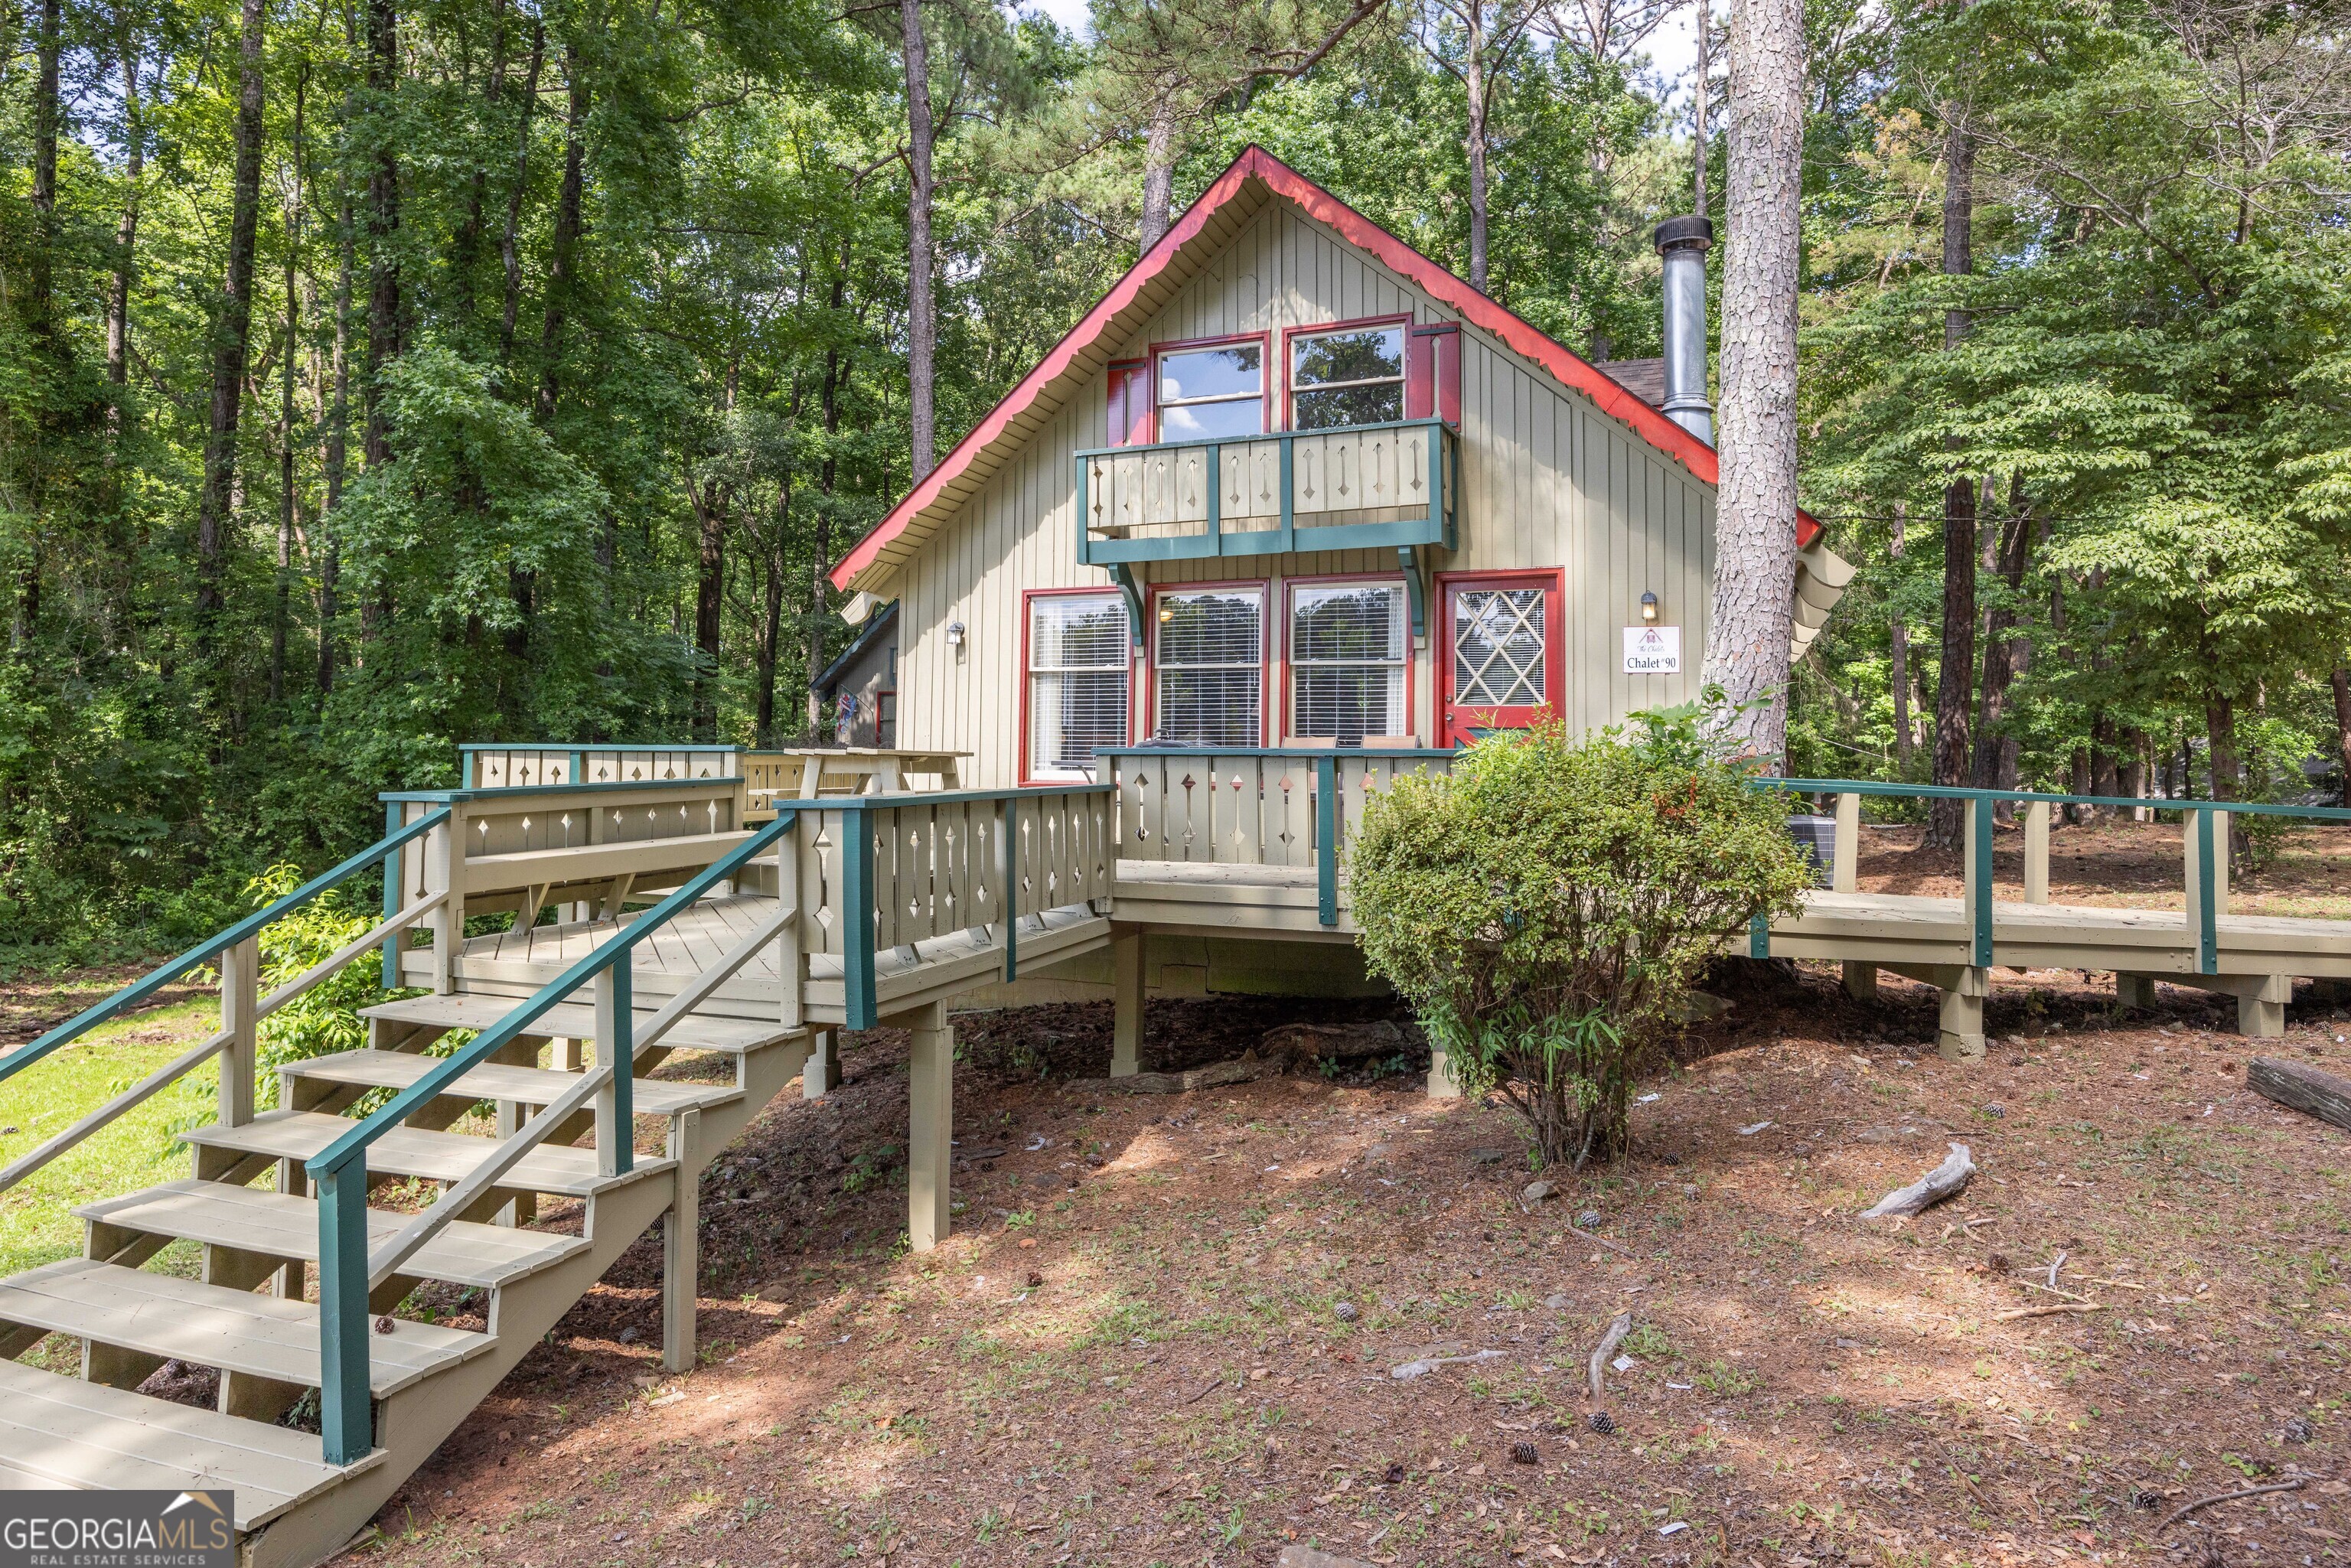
<box><xmin>830</xmin><ymin>146</ymin><xmax>1845</xmax><ymax>789</ymax></box>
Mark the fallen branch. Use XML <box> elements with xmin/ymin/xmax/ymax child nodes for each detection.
<box><xmin>2247</xmin><ymin>1057</ymin><xmax>2351</xmax><ymax>1132</ymax></box>
<box><xmin>2156</xmin><ymin>1476</ymin><xmax>2306</xmax><ymax>1531</ymax></box>
<box><xmin>1567</xmin><ymin>1224</ymin><xmax>1634</xmax><ymax>1256</ymax></box>
<box><xmin>1994</xmin><ymin>1303</ymin><xmax>2104</xmax><ymax>1322</ymax></box>
<box><xmin>1860</xmin><ymin>1143</ymin><xmax>1974</xmax><ymax>1219</ymax></box>
<box><xmin>1586</xmin><ymin>1311</ymin><xmax>1632</xmax><ymax>1400</ymax></box>
<box><xmin>1071</xmin><ymin>1052</ymin><xmax>1286</xmax><ymax>1097</ymax></box>
<box><xmin>2009</xmin><ymin>1279</ymin><xmax>2092</xmax><ymax>1303</ymax></box>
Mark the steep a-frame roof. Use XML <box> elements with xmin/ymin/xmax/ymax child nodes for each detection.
<box><xmin>832</xmin><ymin>145</ymin><xmax>1817</xmax><ymax>594</ymax></box>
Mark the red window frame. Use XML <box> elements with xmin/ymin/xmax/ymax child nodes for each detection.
<box><xmin>1280</xmin><ymin>572</ymin><xmax>1417</xmax><ymax>744</ymax></box>
<box><xmin>1280</xmin><ymin>314</ymin><xmax>1414</xmax><ymax>432</ymax></box>
<box><xmin>1148</xmin><ymin>331</ymin><xmax>1273</xmax><ymax>445</ymax></box>
<box><xmin>1436</xmin><ymin>569</ymin><xmax>1565</xmax><ymax>748</ymax></box>
<box><xmin>1143</xmin><ymin>577</ymin><xmax>1271</xmax><ymax>747</ymax></box>
<box><xmin>1019</xmin><ymin>585</ymin><xmax>1136</xmax><ymax>786</ymax></box>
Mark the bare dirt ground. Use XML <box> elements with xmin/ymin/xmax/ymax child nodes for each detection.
<box><xmin>314</xmin><ymin>967</ymin><xmax>2349</xmax><ymax>1568</ymax></box>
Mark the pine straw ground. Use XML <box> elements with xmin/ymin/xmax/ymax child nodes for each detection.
<box><xmin>336</xmin><ymin>967</ymin><xmax>2348</xmax><ymax>1568</ymax></box>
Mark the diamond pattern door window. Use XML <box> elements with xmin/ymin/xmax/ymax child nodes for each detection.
<box><xmin>1451</xmin><ymin>588</ymin><xmax>1547</xmax><ymax>706</ymax></box>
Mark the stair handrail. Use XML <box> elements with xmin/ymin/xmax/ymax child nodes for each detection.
<box><xmin>304</xmin><ymin>807</ymin><xmax>797</xmax><ymax>1465</ymax></box>
<box><xmin>0</xmin><ymin>811</ymin><xmax>452</xmax><ymax>1195</ymax></box>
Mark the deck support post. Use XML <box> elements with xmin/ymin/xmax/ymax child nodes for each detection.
<box><xmin>902</xmin><ymin>1002</ymin><xmax>953</xmax><ymax>1252</ymax></box>
<box><xmin>803</xmin><ymin>1028</ymin><xmax>842</xmax><ymax>1100</ymax></box>
<box><xmin>1841</xmin><ymin>961</ymin><xmax>1877</xmax><ymax>1002</ymax></box>
<box><xmin>219</xmin><ymin>934</ymin><xmax>259</xmax><ymax>1129</ymax></box>
<box><xmin>594</xmin><ymin>964</ymin><xmax>634</xmax><ymax>1178</ymax></box>
<box><xmin>1831</xmin><ymin>792</ymin><xmax>1860</xmax><ymax>893</ymax></box>
<box><xmin>1880</xmin><ymin>963</ymin><xmax>1987</xmax><ymax>1061</ymax></box>
<box><xmin>2186</xmin><ymin>809</ymin><xmax>2229</xmax><ymax>975</ymax></box>
<box><xmin>1110</xmin><ymin>928</ymin><xmax>1144</xmax><ymax>1078</ymax></box>
<box><xmin>2023</xmin><ymin>800</ymin><xmax>2051</xmax><ymax>905</ymax></box>
<box><xmin>428</xmin><ymin>804</ymin><xmax>466</xmax><ymax>994</ymax></box>
<box><xmin>2122</xmin><ymin>970</ymin><xmax>2288</xmax><ymax>1038</ymax></box>
<box><xmin>663</xmin><ymin>1109</ymin><xmax>700</xmax><ymax>1374</ymax></box>
<box><xmin>2115</xmin><ymin>973</ymin><xmax>2157</xmax><ymax>1010</ymax></box>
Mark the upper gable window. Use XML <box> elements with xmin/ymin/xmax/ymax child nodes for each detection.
<box><xmin>1156</xmin><ymin>340</ymin><xmax>1264</xmax><ymax>442</ymax></box>
<box><xmin>1290</xmin><ymin>324</ymin><xmax>1406</xmax><ymax>430</ymax></box>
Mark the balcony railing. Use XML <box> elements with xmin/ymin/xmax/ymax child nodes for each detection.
<box><xmin>1074</xmin><ymin>418</ymin><xmax>1458</xmax><ymax>566</ymax></box>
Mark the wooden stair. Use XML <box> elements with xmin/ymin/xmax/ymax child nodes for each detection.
<box><xmin>0</xmin><ymin>970</ymin><xmax>814</xmax><ymax>1567</ymax></box>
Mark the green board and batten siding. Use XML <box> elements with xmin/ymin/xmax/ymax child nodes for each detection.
<box><xmin>886</xmin><ymin>200</ymin><xmax>1718</xmax><ymax>788</ymax></box>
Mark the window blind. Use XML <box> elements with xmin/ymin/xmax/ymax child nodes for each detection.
<box><xmin>1029</xmin><ymin>594</ymin><xmax>1130</xmax><ymax>777</ymax></box>
<box><xmin>1291</xmin><ymin>582</ymin><xmax>1406</xmax><ymax>742</ymax></box>
<box><xmin>1155</xmin><ymin>588</ymin><xmax>1263</xmax><ymax>747</ymax></box>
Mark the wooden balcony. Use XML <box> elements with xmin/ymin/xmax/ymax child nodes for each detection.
<box><xmin>1074</xmin><ymin>418</ymin><xmax>1458</xmax><ymax>566</ymax></box>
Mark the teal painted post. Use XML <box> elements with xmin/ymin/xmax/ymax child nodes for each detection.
<box><xmin>1278</xmin><ymin>436</ymin><xmax>1296</xmax><ymax>553</ymax></box>
<box><xmin>379</xmin><ymin>802</ymin><xmax>403</xmax><ymax>990</ymax></box>
<box><xmin>1074</xmin><ymin>457</ymin><xmax>1090</xmax><ymax>565</ymax></box>
<box><xmin>2196</xmin><ymin>807</ymin><xmax>2219</xmax><ymax>975</ymax></box>
<box><xmin>1749</xmin><ymin>913</ymin><xmax>1769</xmax><ymax>960</ymax></box>
<box><xmin>1316</xmin><ymin>756</ymin><xmax>1339</xmax><ymax>927</ymax></box>
<box><xmin>316</xmin><ymin>1159</ymin><xmax>373</xmax><ymax>1464</ymax></box>
<box><xmin>568</xmin><ymin>748</ymin><xmax>585</xmax><ymax>787</ymax></box>
<box><xmin>1207</xmin><ymin>443</ymin><xmax>1223</xmax><ymax>556</ymax></box>
<box><xmin>1971</xmin><ymin>795</ymin><xmax>1995</xmax><ymax>967</ymax></box>
<box><xmin>609</xmin><ymin>963</ymin><xmax>634</xmax><ymax>1173</ymax></box>
<box><xmin>1427</xmin><ymin>424</ymin><xmax>1444</xmax><ymax>546</ymax></box>
<box><xmin>999</xmin><ymin>796</ymin><xmax>1020</xmax><ymax>982</ymax></box>
<box><xmin>842</xmin><ymin>811</ymin><xmax>877</xmax><ymax>1028</ymax></box>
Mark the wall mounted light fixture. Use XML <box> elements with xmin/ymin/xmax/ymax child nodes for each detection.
<box><xmin>946</xmin><ymin>621</ymin><xmax>966</xmax><ymax>648</ymax></box>
<box><xmin>1640</xmin><ymin>592</ymin><xmax>1660</xmax><ymax>624</ymax></box>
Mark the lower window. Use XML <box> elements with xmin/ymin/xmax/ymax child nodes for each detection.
<box><xmin>1290</xmin><ymin>581</ymin><xmax>1408</xmax><ymax>742</ymax></box>
<box><xmin>1027</xmin><ymin>592</ymin><xmax>1130</xmax><ymax>779</ymax></box>
<box><xmin>1153</xmin><ymin>586</ymin><xmax>1264</xmax><ymax>746</ymax></box>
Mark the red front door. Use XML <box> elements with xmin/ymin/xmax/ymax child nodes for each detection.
<box><xmin>1440</xmin><ymin>572</ymin><xmax>1564</xmax><ymax>747</ymax></box>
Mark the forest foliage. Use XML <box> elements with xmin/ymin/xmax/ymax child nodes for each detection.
<box><xmin>2</xmin><ymin>0</ymin><xmax>2347</xmax><ymax>957</ymax></box>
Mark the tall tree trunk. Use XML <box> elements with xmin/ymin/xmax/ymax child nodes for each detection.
<box><xmin>693</xmin><ymin>480</ymin><xmax>726</xmax><ymax>742</ymax></box>
<box><xmin>106</xmin><ymin>46</ymin><xmax>143</xmax><ymax>412</ymax></box>
<box><xmin>1700</xmin><ymin>0</ymin><xmax>1805</xmax><ymax>764</ymax></box>
<box><xmin>1462</xmin><ymin>5</ymin><xmax>1492</xmax><ymax>295</ymax></box>
<box><xmin>272</xmin><ymin>71</ymin><xmax>308</xmax><ymax>707</ymax></box>
<box><xmin>28</xmin><ymin>0</ymin><xmax>60</xmax><ymax>328</ymax></box>
<box><xmin>1928</xmin><ymin>106</ymin><xmax>1976</xmax><ymax>847</ymax></box>
<box><xmin>498</xmin><ymin>19</ymin><xmax>546</xmax><ymax>368</ymax></box>
<box><xmin>455</xmin><ymin>0</ymin><xmax>508</xmax><ymax>321</ymax></box>
<box><xmin>806</xmin><ymin>283</ymin><xmax>847</xmax><ymax>732</ymax></box>
<box><xmin>1972</xmin><ymin>496</ymin><xmax>2030</xmax><ymax>793</ymax></box>
<box><xmin>1889</xmin><ymin>500</ymin><xmax>1909</xmax><ymax>769</ymax></box>
<box><xmin>758</xmin><ymin>474</ymin><xmax>790</xmax><ymax>745</ymax></box>
<box><xmin>319</xmin><ymin>184</ymin><xmax>354</xmax><ymax>696</ymax></box>
<box><xmin>363</xmin><ymin>0</ymin><xmax>403</xmax><ymax>470</ymax></box>
<box><xmin>902</xmin><ymin>0</ymin><xmax>937</xmax><ymax>484</ymax></box>
<box><xmin>2332</xmin><ymin>664</ymin><xmax>2351</xmax><ymax>807</ymax></box>
<box><xmin>196</xmin><ymin>0</ymin><xmax>269</xmax><ymax>660</ymax></box>
<box><xmin>1139</xmin><ymin>92</ymin><xmax>1179</xmax><ymax>251</ymax></box>
<box><xmin>536</xmin><ymin>43</ymin><xmax>589</xmax><ymax>422</ymax></box>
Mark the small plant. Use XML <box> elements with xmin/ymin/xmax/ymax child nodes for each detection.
<box><xmin>1350</xmin><ymin>703</ymin><xmax>1810</xmax><ymax>1166</ymax></box>
<box><xmin>1694</xmin><ymin>1358</ymin><xmax>1759</xmax><ymax>1396</ymax></box>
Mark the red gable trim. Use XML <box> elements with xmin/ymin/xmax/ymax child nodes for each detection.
<box><xmin>832</xmin><ymin>146</ymin><xmax>1814</xmax><ymax>591</ymax></box>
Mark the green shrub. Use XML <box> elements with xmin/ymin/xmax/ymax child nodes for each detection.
<box><xmin>1348</xmin><ymin>704</ymin><xmax>1810</xmax><ymax>1168</ymax></box>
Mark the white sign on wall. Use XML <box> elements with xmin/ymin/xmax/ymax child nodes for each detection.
<box><xmin>1622</xmin><ymin>624</ymin><xmax>1682</xmax><ymax>673</ymax></box>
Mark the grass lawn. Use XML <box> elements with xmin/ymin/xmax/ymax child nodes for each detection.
<box><xmin>0</xmin><ymin>996</ymin><xmax>216</xmax><ymax>1280</ymax></box>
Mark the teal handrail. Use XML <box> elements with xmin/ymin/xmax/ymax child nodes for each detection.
<box><xmin>305</xmin><ymin>807</ymin><xmax>798</xmax><ymax>1465</ymax></box>
<box><xmin>1767</xmin><ymin>777</ymin><xmax>2350</xmax><ymax>977</ymax></box>
<box><xmin>1</xmin><ymin>810</ymin><xmax>449</xmax><ymax>1085</ymax></box>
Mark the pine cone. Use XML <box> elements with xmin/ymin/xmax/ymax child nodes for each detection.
<box><xmin>1587</xmin><ymin>1410</ymin><xmax>1616</xmax><ymax>1435</ymax></box>
<box><xmin>1509</xmin><ymin>1441</ymin><xmax>1539</xmax><ymax>1465</ymax></box>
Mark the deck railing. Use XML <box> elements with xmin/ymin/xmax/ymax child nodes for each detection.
<box><xmin>1097</xmin><ymin>747</ymin><xmax>1456</xmax><ymax>926</ymax></box>
<box><xmin>459</xmin><ymin>742</ymin><xmax>964</xmax><ymax>806</ymax></box>
<box><xmin>1074</xmin><ymin>419</ymin><xmax>1459</xmax><ymax>565</ymax></box>
<box><xmin>0</xmin><ymin>813</ymin><xmax>451</xmax><ymax>1195</ymax></box>
<box><xmin>1769</xmin><ymin>778</ymin><xmax>2351</xmax><ymax>973</ymax></box>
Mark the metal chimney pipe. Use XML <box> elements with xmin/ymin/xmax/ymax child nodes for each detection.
<box><xmin>1654</xmin><ymin>214</ymin><xmax>1714</xmax><ymax>445</ymax></box>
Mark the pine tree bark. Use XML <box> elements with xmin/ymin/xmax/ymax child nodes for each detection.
<box><xmin>455</xmin><ymin>0</ymin><xmax>508</xmax><ymax>321</ymax></box>
<box><xmin>272</xmin><ymin>71</ymin><xmax>308</xmax><ymax>707</ymax></box>
<box><xmin>1462</xmin><ymin>4</ymin><xmax>1492</xmax><ymax>295</ymax></box>
<box><xmin>319</xmin><ymin>183</ymin><xmax>354</xmax><ymax>695</ymax></box>
<box><xmin>1889</xmin><ymin>500</ymin><xmax>1909</xmax><ymax>769</ymax></box>
<box><xmin>28</xmin><ymin>0</ymin><xmax>60</xmax><ymax>329</ymax></box>
<box><xmin>902</xmin><ymin>0</ymin><xmax>937</xmax><ymax>484</ymax></box>
<box><xmin>1929</xmin><ymin>107</ymin><xmax>1976</xmax><ymax>848</ymax></box>
<box><xmin>1972</xmin><ymin>497</ymin><xmax>2030</xmax><ymax>794</ymax></box>
<box><xmin>806</xmin><ymin>279</ymin><xmax>848</xmax><ymax>732</ymax></box>
<box><xmin>195</xmin><ymin>0</ymin><xmax>269</xmax><ymax>659</ymax></box>
<box><xmin>1700</xmin><ymin>0</ymin><xmax>1805</xmax><ymax>764</ymax></box>
<box><xmin>1140</xmin><ymin>93</ymin><xmax>1179</xmax><ymax>251</ymax></box>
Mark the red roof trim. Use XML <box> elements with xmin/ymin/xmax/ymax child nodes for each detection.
<box><xmin>833</xmin><ymin>145</ymin><xmax>1814</xmax><ymax>590</ymax></box>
